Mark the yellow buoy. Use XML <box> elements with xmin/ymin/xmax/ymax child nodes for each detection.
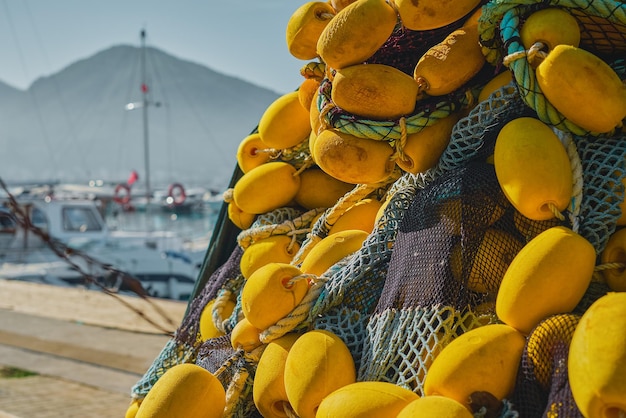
<box><xmin>286</xmin><ymin>2</ymin><xmax>336</xmax><ymax>60</ymax></box>
<box><xmin>236</xmin><ymin>133</ymin><xmax>271</xmax><ymax>174</ymax></box>
<box><xmin>314</xmin><ymin>128</ymin><xmax>395</xmax><ymax>184</ymax></box>
<box><xmin>300</xmin><ymin>229</ymin><xmax>369</xmax><ymax>276</ymax></box>
<box><xmin>449</xmin><ymin>228</ymin><xmax>524</xmax><ymax>294</ymax></box>
<box><xmin>317</xmin><ymin>0</ymin><xmax>398</xmax><ymax>70</ymax></box>
<box><xmin>494</xmin><ymin>117</ymin><xmax>572</xmax><ymax>221</ymax></box>
<box><xmin>331</xmin><ymin>63</ymin><xmax>419</xmax><ymax>120</ymax></box>
<box><xmin>136</xmin><ymin>363</ymin><xmax>225</xmax><ymax>418</ymax></box>
<box><xmin>125</xmin><ymin>400</ymin><xmax>141</xmax><ymax>418</ymax></box>
<box><xmin>397</xmin><ymin>395</ymin><xmax>474</xmax><ymax>418</ymax></box>
<box><xmin>298</xmin><ymin>77</ymin><xmax>321</xmax><ymax>112</ymax></box>
<box><xmin>258</xmin><ymin>91</ymin><xmax>312</xmax><ymax>150</ymax></box>
<box><xmin>520</xmin><ymin>7</ymin><xmax>580</xmax><ymax>55</ymax></box>
<box><xmin>253</xmin><ymin>333</ymin><xmax>301</xmax><ymax>418</ymax></box>
<box><xmin>396</xmin><ymin>113</ymin><xmax>460</xmax><ymax>175</ymax></box>
<box><xmin>423</xmin><ymin>323</ymin><xmax>525</xmax><ymax>410</ymax></box>
<box><xmin>413</xmin><ymin>24</ymin><xmax>485</xmax><ymax>96</ymax></box>
<box><xmin>392</xmin><ymin>0</ymin><xmax>481</xmax><ymax>31</ymax></box>
<box><xmin>316</xmin><ymin>381</ymin><xmax>419</xmax><ymax>417</ymax></box>
<box><xmin>600</xmin><ymin>227</ymin><xmax>626</xmax><ymax>292</ymax></box>
<box><xmin>284</xmin><ymin>329</ymin><xmax>356</xmax><ymax>418</ymax></box>
<box><xmin>230</xmin><ymin>317</ymin><xmax>262</xmax><ymax>352</ymax></box>
<box><xmin>495</xmin><ymin>226</ymin><xmax>595</xmax><ymax>335</ymax></box>
<box><xmin>240</xmin><ymin>235</ymin><xmax>300</xmax><ymax>280</ymax></box>
<box><xmin>199</xmin><ymin>298</ymin><xmax>236</xmax><ymax>341</ymax></box>
<box><xmin>329</xmin><ymin>0</ymin><xmax>358</xmax><ymax>12</ymax></box>
<box><xmin>328</xmin><ymin>198</ymin><xmax>382</xmax><ymax>235</ymax></box>
<box><xmin>373</xmin><ymin>194</ymin><xmax>393</xmax><ymax>225</ymax></box>
<box><xmin>526</xmin><ymin>313</ymin><xmax>580</xmax><ymax>389</ymax></box>
<box><xmin>227</xmin><ymin>200</ymin><xmax>256</xmax><ymax>230</ymax></box>
<box><xmin>568</xmin><ymin>292</ymin><xmax>626</xmax><ymax>418</ymax></box>
<box><xmin>233</xmin><ymin>162</ymin><xmax>301</xmax><ymax>215</ymax></box>
<box><xmin>535</xmin><ymin>45</ymin><xmax>626</xmax><ymax>133</ymax></box>
<box><xmin>241</xmin><ymin>263</ymin><xmax>309</xmax><ymax>330</ymax></box>
<box><xmin>294</xmin><ymin>167</ymin><xmax>354</xmax><ymax>210</ymax></box>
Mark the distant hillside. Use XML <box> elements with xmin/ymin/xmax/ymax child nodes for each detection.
<box><xmin>0</xmin><ymin>45</ymin><xmax>280</xmax><ymax>191</ymax></box>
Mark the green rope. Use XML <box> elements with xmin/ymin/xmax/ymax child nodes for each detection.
<box><xmin>480</xmin><ymin>0</ymin><xmax>626</xmax><ymax>136</ymax></box>
<box><xmin>501</xmin><ymin>7</ymin><xmax>592</xmax><ymax>135</ymax></box>
<box><xmin>315</xmin><ymin>78</ymin><xmax>468</xmax><ymax>142</ymax></box>
<box><xmin>480</xmin><ymin>0</ymin><xmax>626</xmax><ymax>64</ymax></box>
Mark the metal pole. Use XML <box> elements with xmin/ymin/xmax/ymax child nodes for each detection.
<box><xmin>140</xmin><ymin>29</ymin><xmax>152</xmax><ymax>225</ymax></box>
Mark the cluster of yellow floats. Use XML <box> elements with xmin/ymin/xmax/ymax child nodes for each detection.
<box><xmin>128</xmin><ymin>0</ymin><xmax>626</xmax><ymax>417</ymax></box>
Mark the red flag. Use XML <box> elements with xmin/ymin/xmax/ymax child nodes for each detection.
<box><xmin>127</xmin><ymin>170</ymin><xmax>139</xmax><ymax>186</ymax></box>
<box><xmin>141</xmin><ymin>83</ymin><xmax>149</xmax><ymax>93</ymax></box>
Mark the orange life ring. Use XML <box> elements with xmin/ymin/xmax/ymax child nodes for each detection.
<box><xmin>167</xmin><ymin>183</ymin><xmax>186</xmax><ymax>206</ymax></box>
<box><xmin>113</xmin><ymin>183</ymin><xmax>131</xmax><ymax>205</ymax></box>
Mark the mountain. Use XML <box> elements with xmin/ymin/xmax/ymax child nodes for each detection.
<box><xmin>0</xmin><ymin>45</ymin><xmax>281</xmax><ymax>191</ymax></box>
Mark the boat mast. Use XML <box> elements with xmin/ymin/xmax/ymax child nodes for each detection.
<box><xmin>140</xmin><ymin>29</ymin><xmax>152</xmax><ymax>215</ymax></box>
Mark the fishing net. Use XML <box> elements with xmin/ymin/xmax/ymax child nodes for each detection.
<box><xmin>129</xmin><ymin>244</ymin><xmax>244</xmax><ymax>400</ymax></box>
<box><xmin>130</xmin><ymin>0</ymin><xmax>626</xmax><ymax>416</ymax></box>
<box><xmin>510</xmin><ymin>278</ymin><xmax>610</xmax><ymax>418</ymax></box>
<box><xmin>366</xmin><ymin>3</ymin><xmax>486</xmax><ymax>75</ymax></box>
<box><xmin>480</xmin><ymin>0</ymin><xmax>626</xmax><ymax>136</ymax></box>
<box><xmin>315</xmin><ymin>2</ymin><xmax>492</xmax><ymax>145</ymax></box>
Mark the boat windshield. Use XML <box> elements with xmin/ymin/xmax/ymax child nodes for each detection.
<box><xmin>62</xmin><ymin>207</ymin><xmax>103</xmax><ymax>232</ymax></box>
<box><xmin>0</xmin><ymin>210</ymin><xmax>16</xmax><ymax>233</ymax></box>
<box><xmin>30</xmin><ymin>207</ymin><xmax>48</xmax><ymax>231</ymax></box>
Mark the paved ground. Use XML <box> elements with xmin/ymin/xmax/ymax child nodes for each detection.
<box><xmin>0</xmin><ymin>279</ymin><xmax>188</xmax><ymax>418</ymax></box>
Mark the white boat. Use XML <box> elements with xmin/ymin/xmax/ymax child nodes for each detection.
<box><xmin>0</xmin><ymin>195</ymin><xmax>206</xmax><ymax>301</ymax></box>
<box><xmin>0</xmin><ymin>30</ymin><xmax>219</xmax><ymax>301</ymax></box>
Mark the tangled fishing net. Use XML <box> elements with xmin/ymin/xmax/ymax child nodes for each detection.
<box><xmin>130</xmin><ymin>0</ymin><xmax>626</xmax><ymax>416</ymax></box>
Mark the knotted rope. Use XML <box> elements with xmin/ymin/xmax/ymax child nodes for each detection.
<box><xmin>237</xmin><ymin>208</ymin><xmax>323</xmax><ymax>250</ymax></box>
<box><xmin>212</xmin><ymin>289</ymin><xmax>238</xmax><ymax>335</ymax></box>
<box><xmin>259</xmin><ymin>274</ymin><xmax>326</xmax><ymax>344</ymax></box>
<box><xmin>315</xmin><ymin>77</ymin><xmax>468</xmax><ymax>142</ymax></box>
<box><xmin>483</xmin><ymin>0</ymin><xmax>626</xmax><ymax>136</ymax></box>
<box><xmin>292</xmin><ymin>170</ymin><xmax>401</xmax><ymax>266</ymax></box>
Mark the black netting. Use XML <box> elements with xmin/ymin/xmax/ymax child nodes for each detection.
<box><xmin>175</xmin><ymin>246</ymin><xmax>243</xmax><ymax>346</ymax></box>
<box><xmin>511</xmin><ymin>313</ymin><xmax>583</xmax><ymax>417</ymax></box>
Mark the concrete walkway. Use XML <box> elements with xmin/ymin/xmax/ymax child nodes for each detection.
<box><xmin>0</xmin><ymin>279</ymin><xmax>188</xmax><ymax>418</ymax></box>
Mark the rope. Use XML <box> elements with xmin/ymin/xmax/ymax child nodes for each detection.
<box><xmin>548</xmin><ymin>203</ymin><xmax>566</xmax><ymax>222</ymax></box>
<box><xmin>480</xmin><ymin>0</ymin><xmax>626</xmax><ymax>65</ymax></box>
<box><xmin>284</xmin><ymin>219</ymin><xmax>311</xmax><ymax>253</ymax></box>
<box><xmin>259</xmin><ymin>275</ymin><xmax>327</xmax><ymax>344</ymax></box>
<box><xmin>255</xmin><ymin>147</ymin><xmax>280</xmax><ymax>158</ymax></box>
<box><xmin>291</xmin><ymin>173</ymin><xmax>400</xmax><ymax>266</ymax></box>
<box><xmin>212</xmin><ymin>289</ymin><xmax>235</xmax><ymax>334</ymax></box>
<box><xmin>318</xmin><ymin>101</ymin><xmax>335</xmax><ymax>134</ymax></box>
<box><xmin>554</xmin><ymin>128</ymin><xmax>583</xmax><ymax>231</ymax></box>
<box><xmin>283</xmin><ymin>403</ymin><xmax>299</xmax><ymax>418</ymax></box>
<box><xmin>278</xmin><ymin>139</ymin><xmax>316</xmax><ymax>169</ymax></box>
<box><xmin>391</xmin><ymin>117</ymin><xmax>408</xmax><ymax>163</ymax></box>
<box><xmin>237</xmin><ymin>208</ymin><xmax>324</xmax><ymax>249</ymax></box>
<box><xmin>216</xmin><ymin>344</ymin><xmax>265</xmax><ymax>416</ymax></box>
<box><xmin>495</xmin><ymin>2</ymin><xmax>626</xmax><ymax>136</ymax></box>
<box><xmin>593</xmin><ymin>261</ymin><xmax>625</xmax><ymax>282</ymax></box>
<box><xmin>315</xmin><ymin>77</ymin><xmax>467</xmax><ymax>142</ymax></box>
<box><xmin>293</xmin><ymin>156</ymin><xmax>314</xmax><ymax>176</ymax></box>
<box><xmin>223</xmin><ymin>188</ymin><xmax>234</xmax><ymax>204</ymax></box>
<box><xmin>223</xmin><ymin>368</ymin><xmax>250</xmax><ymax>417</ymax></box>
<box><xmin>502</xmin><ymin>42</ymin><xmax>547</xmax><ymax>68</ymax></box>
<box><xmin>300</xmin><ymin>61</ymin><xmax>326</xmax><ymax>80</ymax></box>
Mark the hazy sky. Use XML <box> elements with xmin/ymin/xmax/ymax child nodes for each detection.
<box><xmin>0</xmin><ymin>1</ymin><xmax>306</xmax><ymax>94</ymax></box>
